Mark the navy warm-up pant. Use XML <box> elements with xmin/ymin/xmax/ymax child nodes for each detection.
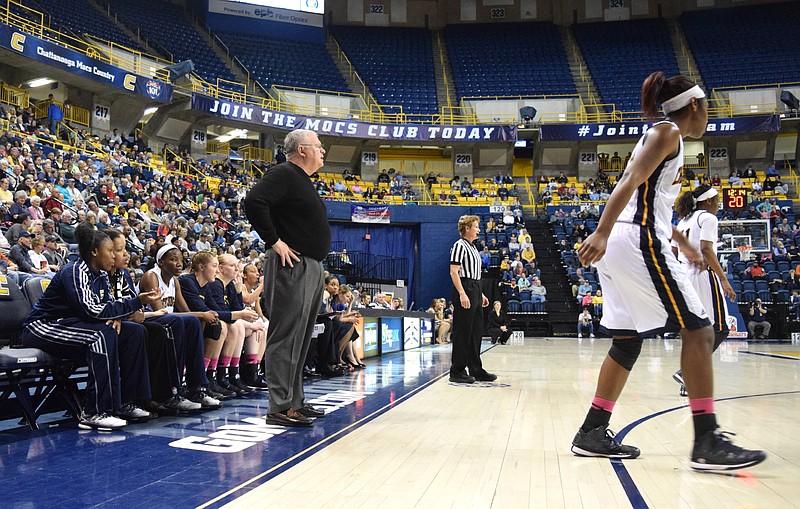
<box><xmin>22</xmin><ymin>318</ymin><xmax>151</xmax><ymax>415</ymax></box>
<box><xmin>146</xmin><ymin>314</ymin><xmax>208</xmax><ymax>390</ymax></box>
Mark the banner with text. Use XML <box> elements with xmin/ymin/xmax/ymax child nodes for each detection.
<box><xmin>539</xmin><ymin>115</ymin><xmax>780</xmax><ymax>141</ymax></box>
<box><xmin>208</xmin><ymin>0</ymin><xmax>324</xmax><ymax>28</ymax></box>
<box><xmin>0</xmin><ymin>23</ymin><xmax>173</xmax><ymax>103</ymax></box>
<box><xmin>351</xmin><ymin>205</ymin><xmax>390</xmax><ymax>224</ymax></box>
<box><xmin>192</xmin><ymin>93</ymin><xmax>517</xmax><ymax>143</ymax></box>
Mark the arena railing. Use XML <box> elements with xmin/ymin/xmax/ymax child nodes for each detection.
<box><xmin>33</xmin><ymin>100</ymin><xmax>90</xmax><ymax>128</ymax></box>
<box><xmin>0</xmin><ymin>83</ymin><xmax>29</xmax><ymax>110</ymax></box>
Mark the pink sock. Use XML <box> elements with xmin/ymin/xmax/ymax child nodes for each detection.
<box><xmin>689</xmin><ymin>397</ymin><xmax>715</xmax><ymax>415</ymax></box>
<box><xmin>243</xmin><ymin>354</ymin><xmax>259</xmax><ymax>365</ymax></box>
<box><xmin>591</xmin><ymin>396</ymin><xmax>616</xmax><ymax>413</ymax></box>
<box><xmin>208</xmin><ymin>358</ymin><xmax>218</xmax><ymax>371</ymax></box>
<box><xmin>204</xmin><ymin>358</ymin><xmax>211</xmax><ymax>370</ymax></box>
<box><xmin>230</xmin><ymin>357</ymin><xmax>240</xmax><ymax>368</ymax></box>
<box><xmin>219</xmin><ymin>355</ymin><xmax>232</xmax><ymax>368</ymax></box>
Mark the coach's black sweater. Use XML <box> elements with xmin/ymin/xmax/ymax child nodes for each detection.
<box><xmin>244</xmin><ymin>162</ymin><xmax>330</xmax><ymax>261</ymax></box>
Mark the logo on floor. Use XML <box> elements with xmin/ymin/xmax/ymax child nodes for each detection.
<box><xmin>168</xmin><ymin>389</ymin><xmax>373</xmax><ymax>453</ymax></box>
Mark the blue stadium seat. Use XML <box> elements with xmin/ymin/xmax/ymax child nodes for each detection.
<box><xmin>507</xmin><ymin>300</ymin><xmax>521</xmax><ymax>312</ymax></box>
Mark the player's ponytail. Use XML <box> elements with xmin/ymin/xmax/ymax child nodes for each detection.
<box><xmin>75</xmin><ymin>221</ymin><xmax>109</xmax><ymax>261</ymax></box>
<box><xmin>641</xmin><ymin>72</ymin><xmax>699</xmax><ymax>119</ymax></box>
<box><xmin>675</xmin><ymin>189</ymin><xmax>696</xmax><ymax>220</ymax></box>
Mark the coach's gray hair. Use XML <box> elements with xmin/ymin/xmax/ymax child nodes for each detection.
<box><xmin>284</xmin><ymin>129</ymin><xmax>314</xmax><ymax>158</ymax></box>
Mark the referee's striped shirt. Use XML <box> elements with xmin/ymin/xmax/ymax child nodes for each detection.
<box><xmin>450</xmin><ymin>237</ymin><xmax>482</xmax><ymax>280</ymax></box>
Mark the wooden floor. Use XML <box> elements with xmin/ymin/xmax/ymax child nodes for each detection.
<box><xmin>223</xmin><ymin>338</ymin><xmax>800</xmax><ymax>509</ymax></box>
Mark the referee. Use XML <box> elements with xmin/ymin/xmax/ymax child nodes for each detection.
<box><xmin>448</xmin><ymin>215</ymin><xmax>497</xmax><ymax>384</ymax></box>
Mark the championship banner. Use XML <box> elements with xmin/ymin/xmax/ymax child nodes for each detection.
<box><xmin>192</xmin><ymin>93</ymin><xmax>517</xmax><ymax>143</ymax></box>
<box><xmin>351</xmin><ymin>205</ymin><xmax>390</xmax><ymax>224</ymax></box>
<box><xmin>0</xmin><ymin>23</ymin><xmax>173</xmax><ymax>103</ymax></box>
<box><xmin>539</xmin><ymin>115</ymin><xmax>780</xmax><ymax>141</ymax></box>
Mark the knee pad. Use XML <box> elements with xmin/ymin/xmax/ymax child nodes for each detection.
<box><xmin>608</xmin><ymin>337</ymin><xmax>643</xmax><ymax>371</ymax></box>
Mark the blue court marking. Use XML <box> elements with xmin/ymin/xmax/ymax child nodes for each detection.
<box><xmin>611</xmin><ymin>389</ymin><xmax>800</xmax><ymax>509</ymax></box>
<box><xmin>741</xmin><ymin>350</ymin><xmax>800</xmax><ymax>361</ymax></box>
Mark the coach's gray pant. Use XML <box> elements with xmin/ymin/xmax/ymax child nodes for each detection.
<box><xmin>263</xmin><ymin>251</ymin><xmax>325</xmax><ymax>414</ymax></box>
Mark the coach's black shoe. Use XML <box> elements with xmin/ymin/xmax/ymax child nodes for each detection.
<box><xmin>265</xmin><ymin>410</ymin><xmax>313</xmax><ymax>427</ymax></box>
<box><xmin>297</xmin><ymin>404</ymin><xmax>325</xmax><ymax>418</ymax></box>
<box><xmin>449</xmin><ymin>372</ymin><xmax>476</xmax><ymax>384</ymax></box>
<box><xmin>690</xmin><ymin>427</ymin><xmax>766</xmax><ymax>471</ymax></box>
<box><xmin>571</xmin><ymin>425</ymin><xmax>641</xmax><ymax>459</ymax></box>
<box><xmin>472</xmin><ymin>371</ymin><xmax>498</xmax><ymax>382</ymax></box>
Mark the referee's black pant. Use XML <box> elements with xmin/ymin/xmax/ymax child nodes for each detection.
<box><xmin>450</xmin><ymin>278</ymin><xmax>485</xmax><ymax>376</ymax></box>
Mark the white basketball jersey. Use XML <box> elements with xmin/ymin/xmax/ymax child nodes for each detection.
<box><xmin>148</xmin><ymin>267</ymin><xmax>176</xmax><ymax>312</ymax></box>
<box><xmin>617</xmin><ymin>121</ymin><xmax>684</xmax><ymax>239</ymax></box>
<box><xmin>676</xmin><ymin>210</ymin><xmax>719</xmax><ymax>269</ymax></box>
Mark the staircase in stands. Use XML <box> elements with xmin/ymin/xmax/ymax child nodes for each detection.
<box><xmin>666</xmin><ymin>18</ymin><xmax>706</xmax><ymax>91</ymax></box>
<box><xmin>559</xmin><ymin>26</ymin><xmax>603</xmax><ymax>119</ymax></box>
<box><xmin>526</xmin><ymin>218</ymin><xmax>580</xmax><ymax>336</ymax></box>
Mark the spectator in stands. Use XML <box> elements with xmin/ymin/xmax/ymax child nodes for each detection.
<box><xmin>747</xmin><ymin>299</ymin><xmax>771</xmax><ymax>339</ymax></box>
<box><xmin>480</xmin><ymin>247</ymin><xmax>491</xmax><ymax>270</ymax></box>
<box><xmin>529</xmin><ymin>278</ymin><xmax>547</xmax><ymax>303</ymax></box>
<box><xmin>0</xmin><ymin>178</ymin><xmax>12</xmax><ymax>204</ymax></box>
<box><xmin>773</xmin><ymin>240</ymin><xmax>789</xmax><ymax>262</ymax></box>
<box><xmin>27</xmin><ymin>235</ymin><xmax>57</xmax><ymax>276</ymax></box>
<box><xmin>710</xmin><ymin>173</ymin><xmax>721</xmax><ymax>187</ymax></box>
<box><xmin>487</xmin><ymin>301</ymin><xmax>512</xmax><ymax>345</ymax></box>
<box><xmin>576</xmin><ymin>278</ymin><xmax>592</xmax><ymax>304</ymax></box>
<box><xmin>21</xmin><ymin>222</ymin><xmax>159</xmax><ymax>430</ymax></box>
<box><xmin>790</xmin><ymin>290</ymin><xmax>800</xmax><ymax>321</ymax></box>
<box><xmin>729</xmin><ymin>167</ymin><xmax>742</xmax><ymax>186</ymax></box>
<box><xmin>743</xmin><ymin>165</ymin><xmax>757</xmax><ymax>179</ymax></box>
<box><xmin>521</xmin><ymin>244</ymin><xmax>536</xmax><ymax>264</ymax></box>
<box><xmin>592</xmin><ymin>289</ymin><xmax>604</xmax><ymax>316</ymax></box>
<box><xmin>577</xmin><ymin>309</ymin><xmax>595</xmax><ymax>338</ymax></box>
<box><xmin>370</xmin><ymin>293</ymin><xmax>391</xmax><ymax>309</ymax></box>
<box><xmin>745</xmin><ymin>261</ymin><xmax>768</xmax><ymax>281</ymax></box>
<box><xmin>9</xmin><ymin>231</ymin><xmax>49</xmax><ymax>277</ymax></box>
<box><xmin>9</xmin><ymin>191</ymin><xmax>28</xmax><ymax>221</ymax></box>
<box><xmin>5</xmin><ymin>212</ymin><xmax>31</xmax><ymax>245</ymax></box>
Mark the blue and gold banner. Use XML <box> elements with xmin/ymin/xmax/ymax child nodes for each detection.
<box><xmin>192</xmin><ymin>93</ymin><xmax>517</xmax><ymax>143</ymax></box>
<box><xmin>540</xmin><ymin>115</ymin><xmax>780</xmax><ymax>141</ymax></box>
<box><xmin>0</xmin><ymin>23</ymin><xmax>173</xmax><ymax>103</ymax></box>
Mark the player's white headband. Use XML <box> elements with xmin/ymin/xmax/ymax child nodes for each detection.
<box><xmin>693</xmin><ymin>187</ymin><xmax>718</xmax><ymax>204</ymax></box>
<box><xmin>662</xmin><ymin>85</ymin><xmax>706</xmax><ymax>115</ymax></box>
<box><xmin>156</xmin><ymin>244</ymin><xmax>179</xmax><ymax>263</ymax></box>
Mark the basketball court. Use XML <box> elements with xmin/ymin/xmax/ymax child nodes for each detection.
<box><xmin>1</xmin><ymin>338</ymin><xmax>797</xmax><ymax>508</ymax></box>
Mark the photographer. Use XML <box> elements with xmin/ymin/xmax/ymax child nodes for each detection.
<box><xmin>747</xmin><ymin>299</ymin><xmax>771</xmax><ymax>339</ymax></box>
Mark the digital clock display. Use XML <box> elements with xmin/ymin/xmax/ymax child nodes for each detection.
<box><xmin>723</xmin><ymin>188</ymin><xmax>747</xmax><ymax>210</ymax></box>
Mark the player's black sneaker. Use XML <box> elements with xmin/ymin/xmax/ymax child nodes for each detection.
<box><xmin>571</xmin><ymin>425</ymin><xmax>641</xmax><ymax>459</ymax></box>
<box><xmin>673</xmin><ymin>370</ymin><xmax>688</xmax><ymax>396</ymax></box>
<box><xmin>690</xmin><ymin>427</ymin><xmax>767</xmax><ymax>471</ymax></box>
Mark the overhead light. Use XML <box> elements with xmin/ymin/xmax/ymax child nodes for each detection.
<box><xmin>217</xmin><ymin>129</ymin><xmax>248</xmax><ymax>143</ymax></box>
<box><xmin>143</xmin><ymin>107</ymin><xmax>159</xmax><ymax>116</ymax></box>
<box><xmin>26</xmin><ymin>78</ymin><xmax>55</xmax><ymax>88</ymax></box>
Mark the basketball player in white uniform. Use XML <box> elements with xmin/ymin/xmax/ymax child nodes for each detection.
<box><xmin>571</xmin><ymin>71</ymin><xmax>765</xmax><ymax>471</ymax></box>
<box><xmin>672</xmin><ymin>185</ymin><xmax>736</xmax><ymax>396</ymax></box>
<box><xmin>139</xmin><ymin>245</ymin><xmax>221</xmax><ymax>408</ymax></box>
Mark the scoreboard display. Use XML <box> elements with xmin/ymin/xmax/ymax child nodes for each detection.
<box><xmin>722</xmin><ymin>188</ymin><xmax>747</xmax><ymax>211</ymax></box>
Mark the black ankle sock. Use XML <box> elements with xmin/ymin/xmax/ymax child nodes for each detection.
<box><xmin>581</xmin><ymin>407</ymin><xmax>611</xmax><ymax>432</ymax></box>
<box><xmin>693</xmin><ymin>413</ymin><xmax>717</xmax><ymax>441</ymax></box>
